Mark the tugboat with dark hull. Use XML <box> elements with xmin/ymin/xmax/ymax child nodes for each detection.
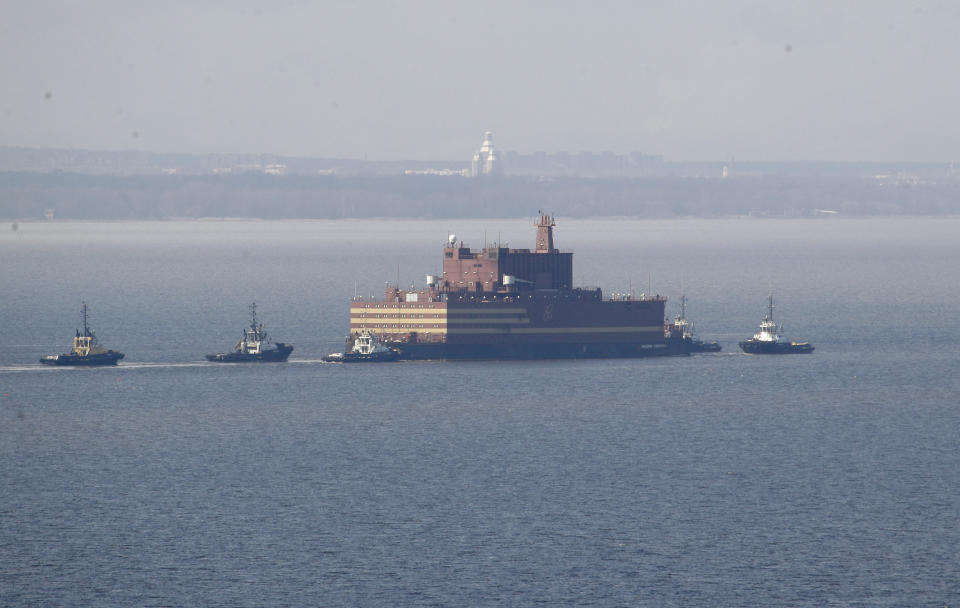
<box><xmin>322</xmin><ymin>331</ymin><xmax>399</xmax><ymax>363</ymax></box>
<box><xmin>666</xmin><ymin>295</ymin><xmax>721</xmax><ymax>354</ymax></box>
<box><xmin>739</xmin><ymin>294</ymin><xmax>814</xmax><ymax>354</ymax></box>
<box><xmin>40</xmin><ymin>302</ymin><xmax>125</xmax><ymax>366</ymax></box>
<box><xmin>206</xmin><ymin>303</ymin><xmax>293</xmax><ymax>362</ymax></box>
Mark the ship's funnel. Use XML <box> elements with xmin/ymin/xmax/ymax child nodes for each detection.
<box><xmin>536</xmin><ymin>214</ymin><xmax>556</xmax><ymax>253</ymax></box>
<box><xmin>447</xmin><ymin>234</ymin><xmax>456</xmax><ymax>246</ymax></box>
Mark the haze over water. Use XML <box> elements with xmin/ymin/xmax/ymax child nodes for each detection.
<box><xmin>6</xmin><ymin>3</ymin><xmax>960</xmax><ymax>161</ymax></box>
<box><xmin>2</xmin><ymin>218</ymin><xmax>959</xmax><ymax>605</ymax></box>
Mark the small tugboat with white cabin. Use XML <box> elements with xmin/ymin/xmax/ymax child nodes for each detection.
<box><xmin>739</xmin><ymin>293</ymin><xmax>814</xmax><ymax>354</ymax></box>
<box><xmin>40</xmin><ymin>302</ymin><xmax>125</xmax><ymax>366</ymax></box>
<box><xmin>667</xmin><ymin>294</ymin><xmax>721</xmax><ymax>353</ymax></box>
<box><xmin>323</xmin><ymin>331</ymin><xmax>400</xmax><ymax>363</ymax></box>
<box><xmin>206</xmin><ymin>303</ymin><xmax>293</xmax><ymax>362</ymax></box>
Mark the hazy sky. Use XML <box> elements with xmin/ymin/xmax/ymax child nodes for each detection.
<box><xmin>3</xmin><ymin>1</ymin><xmax>959</xmax><ymax>162</ymax></box>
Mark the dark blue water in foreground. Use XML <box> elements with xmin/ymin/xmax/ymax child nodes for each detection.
<box><xmin>2</xmin><ymin>218</ymin><xmax>959</xmax><ymax>606</ymax></box>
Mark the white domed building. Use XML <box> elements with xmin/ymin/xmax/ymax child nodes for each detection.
<box><xmin>471</xmin><ymin>131</ymin><xmax>500</xmax><ymax>177</ymax></box>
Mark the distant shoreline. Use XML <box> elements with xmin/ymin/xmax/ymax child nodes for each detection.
<box><xmin>4</xmin><ymin>170</ymin><xmax>959</xmax><ymax>221</ymax></box>
<box><xmin>7</xmin><ymin>215</ymin><xmax>960</xmax><ymax>227</ymax></box>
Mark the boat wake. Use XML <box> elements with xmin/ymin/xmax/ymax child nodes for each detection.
<box><xmin>1</xmin><ymin>361</ymin><xmax>206</xmax><ymax>373</ymax></box>
<box><xmin>0</xmin><ymin>359</ymin><xmax>337</xmax><ymax>374</ymax></box>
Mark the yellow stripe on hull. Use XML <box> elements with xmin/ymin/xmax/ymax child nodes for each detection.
<box><xmin>350</xmin><ymin>307</ymin><xmax>530</xmax><ymax>316</ymax></box>
<box><xmin>350</xmin><ymin>327</ymin><xmax>449</xmax><ymax>335</ymax></box>
<box><xmin>351</xmin><ymin>317</ymin><xmax>530</xmax><ymax>325</ymax></box>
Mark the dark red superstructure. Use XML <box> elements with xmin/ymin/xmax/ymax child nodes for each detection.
<box><xmin>346</xmin><ymin>215</ymin><xmax>674</xmax><ymax>360</ymax></box>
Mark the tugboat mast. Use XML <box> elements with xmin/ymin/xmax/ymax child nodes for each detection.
<box><xmin>81</xmin><ymin>301</ymin><xmax>91</xmax><ymax>337</ymax></box>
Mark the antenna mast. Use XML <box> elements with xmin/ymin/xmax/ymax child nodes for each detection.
<box><xmin>81</xmin><ymin>301</ymin><xmax>90</xmax><ymax>336</ymax></box>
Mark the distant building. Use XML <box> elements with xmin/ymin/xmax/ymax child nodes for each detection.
<box><xmin>403</xmin><ymin>168</ymin><xmax>469</xmax><ymax>176</ymax></box>
<box><xmin>471</xmin><ymin>131</ymin><xmax>500</xmax><ymax>176</ymax></box>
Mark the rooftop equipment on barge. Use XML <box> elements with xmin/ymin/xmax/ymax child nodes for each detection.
<box><xmin>40</xmin><ymin>302</ymin><xmax>125</xmax><ymax>366</ymax></box>
<box><xmin>334</xmin><ymin>215</ymin><xmax>678</xmax><ymax>360</ymax></box>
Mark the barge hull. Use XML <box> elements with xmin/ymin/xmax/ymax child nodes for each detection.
<box><xmin>393</xmin><ymin>340</ymin><xmax>680</xmax><ymax>360</ymax></box>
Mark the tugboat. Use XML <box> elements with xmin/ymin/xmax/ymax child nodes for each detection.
<box><xmin>206</xmin><ymin>303</ymin><xmax>293</xmax><ymax>362</ymax></box>
<box><xmin>666</xmin><ymin>294</ymin><xmax>722</xmax><ymax>353</ymax></box>
<box><xmin>40</xmin><ymin>302</ymin><xmax>125</xmax><ymax>366</ymax></box>
<box><xmin>322</xmin><ymin>331</ymin><xmax>399</xmax><ymax>363</ymax></box>
<box><xmin>739</xmin><ymin>293</ymin><xmax>814</xmax><ymax>354</ymax></box>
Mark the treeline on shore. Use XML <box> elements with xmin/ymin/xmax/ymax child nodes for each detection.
<box><xmin>2</xmin><ymin>172</ymin><xmax>959</xmax><ymax>220</ymax></box>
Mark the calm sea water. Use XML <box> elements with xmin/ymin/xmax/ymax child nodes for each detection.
<box><xmin>2</xmin><ymin>218</ymin><xmax>959</xmax><ymax>606</ymax></box>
